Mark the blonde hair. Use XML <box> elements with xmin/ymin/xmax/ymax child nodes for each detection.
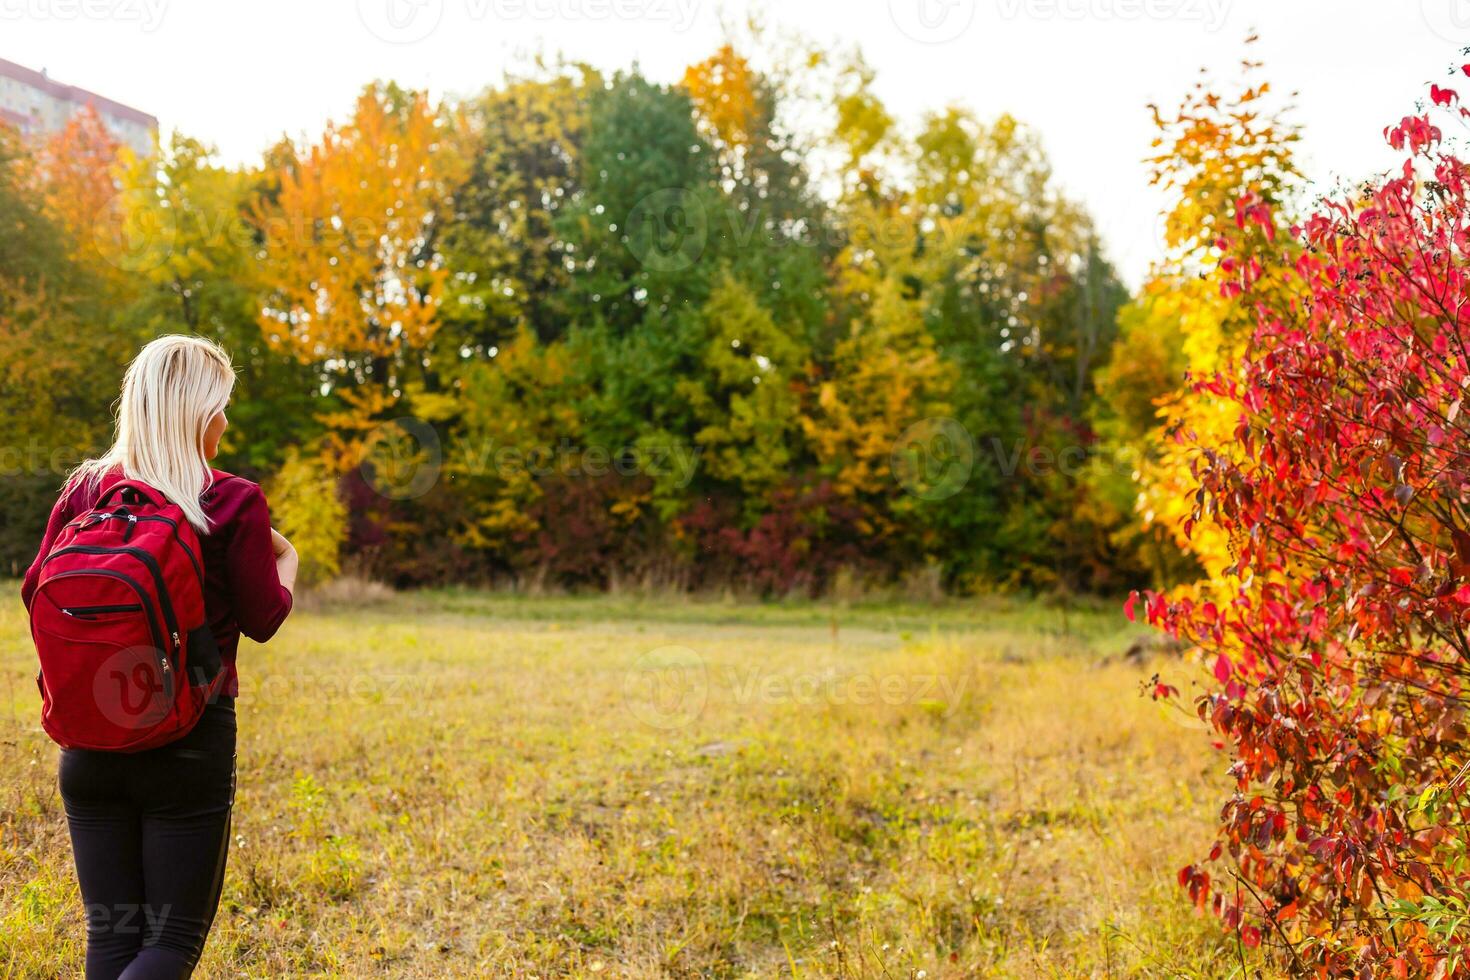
<box><xmin>70</xmin><ymin>335</ymin><xmax>237</xmax><ymax>533</ymax></box>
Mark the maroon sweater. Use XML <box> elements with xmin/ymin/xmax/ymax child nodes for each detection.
<box><xmin>20</xmin><ymin>467</ymin><xmax>293</xmax><ymax>697</ymax></box>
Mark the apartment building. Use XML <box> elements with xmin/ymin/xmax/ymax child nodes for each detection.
<box><xmin>0</xmin><ymin>57</ymin><xmax>156</xmax><ymax>156</ymax></box>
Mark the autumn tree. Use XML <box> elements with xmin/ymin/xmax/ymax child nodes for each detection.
<box><xmin>821</xmin><ymin>93</ymin><xmax>1128</xmax><ymax>588</ymax></box>
<box><xmin>679</xmin><ymin>272</ymin><xmax>807</xmax><ymax>506</ymax></box>
<box><xmin>0</xmin><ymin>128</ymin><xmax>133</xmax><ymax>571</ymax></box>
<box><xmin>254</xmin><ymin>82</ymin><xmax>466</xmax><ymax>469</ymax></box>
<box><xmin>107</xmin><ymin>134</ymin><xmax>324</xmax><ymax>472</ymax></box>
<box><xmin>2</xmin><ymin>122</ymin><xmax>135</xmax><ymax>455</ymax></box>
<box><xmin>682</xmin><ymin>43</ymin><xmax>831</xmax><ymax>339</ymax></box>
<box><xmin>1134</xmin><ymin>50</ymin><xmax>1302</xmax><ymax>585</ymax></box>
<box><xmin>1087</xmin><ymin>293</ymin><xmax>1197</xmax><ymax>588</ymax></box>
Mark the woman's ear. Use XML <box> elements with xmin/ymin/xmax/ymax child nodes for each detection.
<box><xmin>203</xmin><ymin>410</ymin><xmax>229</xmax><ymax>460</ymax></box>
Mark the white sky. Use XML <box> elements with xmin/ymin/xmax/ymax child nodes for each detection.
<box><xmin>3</xmin><ymin>0</ymin><xmax>1465</xmax><ymax>287</ymax></box>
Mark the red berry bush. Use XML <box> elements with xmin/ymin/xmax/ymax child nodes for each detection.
<box><xmin>1134</xmin><ymin>73</ymin><xmax>1470</xmax><ymax>977</ymax></box>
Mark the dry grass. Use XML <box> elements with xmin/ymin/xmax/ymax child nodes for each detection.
<box><xmin>0</xmin><ymin>586</ymin><xmax>1257</xmax><ymax>978</ymax></box>
<box><xmin>296</xmin><ymin>574</ymin><xmax>398</xmax><ymax>611</ymax></box>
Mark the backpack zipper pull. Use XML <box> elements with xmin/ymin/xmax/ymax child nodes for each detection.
<box><xmin>123</xmin><ymin>514</ymin><xmax>138</xmax><ymax>543</ymax></box>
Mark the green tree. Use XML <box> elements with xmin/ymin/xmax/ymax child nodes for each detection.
<box><xmin>556</xmin><ymin>72</ymin><xmax>721</xmax><ymax>336</ymax></box>
<box><xmin>439</xmin><ymin>66</ymin><xmax>597</xmax><ymax>354</ymax></box>
<box><xmin>678</xmin><ymin>273</ymin><xmax>806</xmax><ymax>507</ymax></box>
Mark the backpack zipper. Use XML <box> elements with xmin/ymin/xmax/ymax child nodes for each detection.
<box><xmin>62</xmin><ymin>603</ymin><xmax>145</xmax><ymax>618</ymax></box>
<box><xmin>127</xmin><ymin>514</ymin><xmax>204</xmax><ymax>587</ymax></box>
<box><xmin>42</xmin><ymin>545</ymin><xmax>182</xmax><ymax>644</ymax></box>
<box><xmin>42</xmin><ymin>569</ymin><xmax>173</xmax><ymax>699</ymax></box>
<box><xmin>66</xmin><ymin>513</ymin><xmax>204</xmax><ymax>587</ymax></box>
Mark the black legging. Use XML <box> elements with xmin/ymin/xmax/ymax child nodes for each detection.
<box><xmin>59</xmin><ymin>698</ymin><xmax>236</xmax><ymax>979</ymax></box>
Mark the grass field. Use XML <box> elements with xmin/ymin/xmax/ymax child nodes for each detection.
<box><xmin>0</xmin><ymin>585</ymin><xmax>1257</xmax><ymax>978</ymax></box>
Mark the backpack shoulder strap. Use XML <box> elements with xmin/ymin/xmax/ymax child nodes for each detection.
<box><xmin>95</xmin><ymin>479</ymin><xmax>167</xmax><ymax>510</ymax></box>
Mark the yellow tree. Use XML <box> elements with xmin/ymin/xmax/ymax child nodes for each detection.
<box><xmin>1088</xmin><ymin>292</ymin><xmax>1194</xmax><ymax>587</ymax></box>
<box><xmin>830</xmin><ymin>53</ymin><xmax>897</xmax><ymax>193</ymax></box>
<box><xmin>266</xmin><ymin>447</ymin><xmax>347</xmax><ymax>585</ymax></box>
<box><xmin>254</xmin><ymin>83</ymin><xmax>466</xmax><ymax>470</ymax></box>
<box><xmin>443</xmin><ymin>327</ymin><xmax>586</xmax><ymax>554</ymax></box>
<box><xmin>803</xmin><ymin>277</ymin><xmax>957</xmax><ymax>539</ymax></box>
<box><xmin>1136</xmin><ymin>48</ymin><xmax>1301</xmax><ymax>585</ymax></box>
<box><xmin>678</xmin><ymin>272</ymin><xmax>806</xmax><ymax>503</ymax></box>
<box><xmin>682</xmin><ymin>44</ymin><xmax>760</xmax><ymax>152</ymax></box>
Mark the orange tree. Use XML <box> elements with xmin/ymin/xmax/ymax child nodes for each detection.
<box><xmin>253</xmin><ymin>82</ymin><xmax>466</xmax><ymax>470</ymax></box>
<box><xmin>1135</xmin><ymin>71</ymin><xmax>1470</xmax><ymax>976</ymax></box>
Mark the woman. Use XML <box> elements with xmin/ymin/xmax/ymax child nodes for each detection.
<box><xmin>20</xmin><ymin>334</ymin><xmax>298</xmax><ymax>979</ymax></box>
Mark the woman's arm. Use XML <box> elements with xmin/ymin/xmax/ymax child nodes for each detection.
<box><xmin>270</xmin><ymin>528</ymin><xmax>299</xmax><ymax>596</ymax></box>
<box><xmin>225</xmin><ymin>483</ymin><xmax>294</xmax><ymax>642</ymax></box>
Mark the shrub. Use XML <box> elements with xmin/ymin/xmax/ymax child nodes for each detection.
<box><xmin>1135</xmin><ymin>74</ymin><xmax>1470</xmax><ymax>975</ymax></box>
<box><xmin>514</xmin><ymin>471</ymin><xmax>658</xmax><ymax>589</ymax></box>
<box><xmin>339</xmin><ymin>469</ymin><xmax>490</xmax><ymax>589</ymax></box>
<box><xmin>266</xmin><ymin>449</ymin><xmax>347</xmax><ymax>588</ymax></box>
<box><xmin>676</xmin><ymin>479</ymin><xmax>879</xmax><ymax>595</ymax></box>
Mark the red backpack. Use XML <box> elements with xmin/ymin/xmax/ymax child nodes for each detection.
<box><xmin>27</xmin><ymin>479</ymin><xmax>224</xmax><ymax>751</ymax></box>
